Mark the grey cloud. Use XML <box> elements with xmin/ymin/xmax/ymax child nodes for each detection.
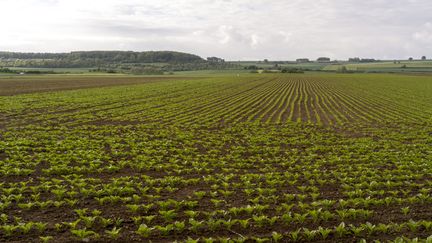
<box><xmin>413</xmin><ymin>23</ymin><xmax>432</xmax><ymax>42</ymax></box>
<box><xmin>1</xmin><ymin>0</ymin><xmax>431</xmax><ymax>60</ymax></box>
<box><xmin>89</xmin><ymin>23</ymin><xmax>192</xmax><ymax>37</ymax></box>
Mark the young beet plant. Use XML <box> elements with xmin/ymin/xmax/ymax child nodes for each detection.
<box><xmin>105</xmin><ymin>227</ymin><xmax>121</xmax><ymax>240</ymax></box>
<box><xmin>39</xmin><ymin>236</ymin><xmax>54</xmax><ymax>243</ymax></box>
<box><xmin>136</xmin><ymin>224</ymin><xmax>153</xmax><ymax>238</ymax></box>
<box><xmin>70</xmin><ymin>228</ymin><xmax>99</xmax><ymax>242</ymax></box>
<box><xmin>159</xmin><ymin>209</ymin><xmax>177</xmax><ymax>222</ymax></box>
<box><xmin>401</xmin><ymin>206</ymin><xmax>410</xmax><ymax>216</ymax></box>
<box><xmin>188</xmin><ymin>218</ymin><xmax>204</xmax><ymax>233</ymax></box>
<box><xmin>154</xmin><ymin>224</ymin><xmax>174</xmax><ymax>236</ymax></box>
<box><xmin>272</xmin><ymin>231</ymin><xmax>283</xmax><ymax>242</ymax></box>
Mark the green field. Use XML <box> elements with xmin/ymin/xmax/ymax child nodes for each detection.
<box><xmin>0</xmin><ymin>73</ymin><xmax>431</xmax><ymax>242</ymax></box>
<box><xmin>234</xmin><ymin>60</ymin><xmax>432</xmax><ymax>73</ymax></box>
<box><xmin>6</xmin><ymin>67</ymin><xmax>94</xmax><ymax>74</ymax></box>
<box><xmin>234</xmin><ymin>61</ymin><xmax>329</xmax><ymax>71</ymax></box>
<box><xmin>322</xmin><ymin>61</ymin><xmax>432</xmax><ymax>72</ymax></box>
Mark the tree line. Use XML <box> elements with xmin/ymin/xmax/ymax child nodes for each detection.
<box><xmin>0</xmin><ymin>51</ymin><xmax>205</xmax><ymax>68</ymax></box>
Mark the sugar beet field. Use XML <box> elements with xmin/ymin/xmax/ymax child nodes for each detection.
<box><xmin>0</xmin><ymin>73</ymin><xmax>431</xmax><ymax>242</ymax></box>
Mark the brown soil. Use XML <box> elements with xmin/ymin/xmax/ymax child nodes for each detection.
<box><xmin>0</xmin><ymin>76</ymin><xmax>195</xmax><ymax>96</ymax></box>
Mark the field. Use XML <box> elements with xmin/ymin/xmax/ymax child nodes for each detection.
<box><xmin>5</xmin><ymin>67</ymin><xmax>94</xmax><ymax>74</ymax></box>
<box><xmin>322</xmin><ymin>61</ymin><xmax>432</xmax><ymax>73</ymax></box>
<box><xmin>0</xmin><ymin>73</ymin><xmax>432</xmax><ymax>242</ymax></box>
<box><xmin>235</xmin><ymin>62</ymin><xmax>329</xmax><ymax>71</ymax></box>
<box><xmin>235</xmin><ymin>60</ymin><xmax>432</xmax><ymax>73</ymax></box>
<box><xmin>0</xmin><ymin>76</ymin><xmax>187</xmax><ymax>96</ymax></box>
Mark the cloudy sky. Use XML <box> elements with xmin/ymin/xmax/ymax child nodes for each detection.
<box><xmin>1</xmin><ymin>0</ymin><xmax>431</xmax><ymax>60</ymax></box>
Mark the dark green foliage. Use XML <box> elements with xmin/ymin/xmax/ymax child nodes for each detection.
<box><xmin>0</xmin><ymin>67</ymin><xmax>17</xmax><ymax>73</ymax></box>
<box><xmin>0</xmin><ymin>51</ymin><xmax>204</xmax><ymax>68</ymax></box>
<box><xmin>244</xmin><ymin>65</ymin><xmax>259</xmax><ymax>70</ymax></box>
<box><xmin>281</xmin><ymin>67</ymin><xmax>304</xmax><ymax>73</ymax></box>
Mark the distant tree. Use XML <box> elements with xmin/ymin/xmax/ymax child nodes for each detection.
<box><xmin>338</xmin><ymin>66</ymin><xmax>348</xmax><ymax>73</ymax></box>
<box><xmin>281</xmin><ymin>67</ymin><xmax>304</xmax><ymax>73</ymax></box>
<box><xmin>408</xmin><ymin>57</ymin><xmax>413</xmax><ymax>61</ymax></box>
<box><xmin>421</xmin><ymin>56</ymin><xmax>426</xmax><ymax>60</ymax></box>
<box><xmin>207</xmin><ymin>57</ymin><xmax>225</xmax><ymax>63</ymax></box>
<box><xmin>348</xmin><ymin>57</ymin><xmax>360</xmax><ymax>62</ymax></box>
<box><xmin>263</xmin><ymin>59</ymin><xmax>269</xmax><ymax>63</ymax></box>
<box><xmin>244</xmin><ymin>65</ymin><xmax>258</xmax><ymax>70</ymax></box>
<box><xmin>0</xmin><ymin>67</ymin><xmax>16</xmax><ymax>73</ymax></box>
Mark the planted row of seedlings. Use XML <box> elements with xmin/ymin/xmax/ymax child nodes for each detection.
<box><xmin>0</xmin><ymin>74</ymin><xmax>431</xmax><ymax>241</ymax></box>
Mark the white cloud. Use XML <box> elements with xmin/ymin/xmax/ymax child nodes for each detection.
<box><xmin>0</xmin><ymin>0</ymin><xmax>431</xmax><ymax>60</ymax></box>
<box><xmin>413</xmin><ymin>23</ymin><xmax>432</xmax><ymax>42</ymax></box>
<box><xmin>250</xmin><ymin>34</ymin><xmax>261</xmax><ymax>49</ymax></box>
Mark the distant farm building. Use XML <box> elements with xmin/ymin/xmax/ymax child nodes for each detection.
<box><xmin>296</xmin><ymin>58</ymin><xmax>310</xmax><ymax>63</ymax></box>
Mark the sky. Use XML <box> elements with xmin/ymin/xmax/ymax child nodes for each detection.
<box><xmin>1</xmin><ymin>0</ymin><xmax>432</xmax><ymax>60</ymax></box>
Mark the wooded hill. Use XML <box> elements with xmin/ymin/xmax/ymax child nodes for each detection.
<box><xmin>0</xmin><ymin>51</ymin><xmax>205</xmax><ymax>68</ymax></box>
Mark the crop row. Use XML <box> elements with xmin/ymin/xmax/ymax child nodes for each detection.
<box><xmin>0</xmin><ymin>73</ymin><xmax>431</xmax><ymax>242</ymax></box>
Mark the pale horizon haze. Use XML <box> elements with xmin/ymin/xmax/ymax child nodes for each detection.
<box><xmin>1</xmin><ymin>0</ymin><xmax>432</xmax><ymax>60</ymax></box>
